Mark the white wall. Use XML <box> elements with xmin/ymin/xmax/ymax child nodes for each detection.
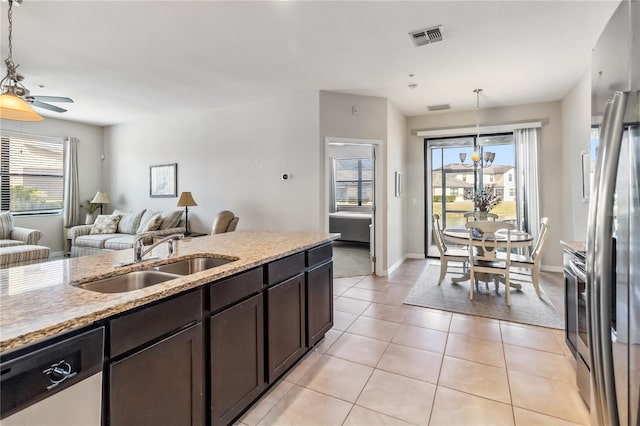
<box><xmin>561</xmin><ymin>71</ymin><xmax>591</xmax><ymax>241</ymax></box>
<box><xmin>386</xmin><ymin>102</ymin><xmax>408</xmax><ymax>272</ymax></box>
<box><xmin>407</xmin><ymin>101</ymin><xmax>564</xmax><ymax>269</ymax></box>
<box><xmin>103</xmin><ymin>92</ymin><xmax>321</xmax><ymax>234</ymax></box>
<box><xmin>1</xmin><ymin>117</ymin><xmax>104</xmax><ymax>253</ymax></box>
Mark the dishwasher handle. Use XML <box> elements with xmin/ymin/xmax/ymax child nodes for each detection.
<box><xmin>43</xmin><ymin>360</ymin><xmax>78</xmax><ymax>390</ymax></box>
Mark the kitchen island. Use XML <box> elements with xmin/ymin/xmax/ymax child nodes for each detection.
<box><xmin>0</xmin><ymin>230</ymin><xmax>338</xmax><ymax>425</ymax></box>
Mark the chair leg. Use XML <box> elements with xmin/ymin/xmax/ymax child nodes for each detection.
<box><xmin>439</xmin><ymin>259</ymin><xmax>447</xmax><ymax>285</ymax></box>
<box><xmin>469</xmin><ymin>270</ymin><xmax>474</xmax><ymax>300</ymax></box>
<box><xmin>532</xmin><ymin>267</ymin><xmax>541</xmax><ymax>298</ymax></box>
<box><xmin>505</xmin><ymin>273</ymin><xmax>511</xmax><ymax>306</ymax></box>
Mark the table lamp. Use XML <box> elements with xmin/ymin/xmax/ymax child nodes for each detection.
<box><xmin>177</xmin><ymin>192</ymin><xmax>198</xmax><ymax>235</ymax></box>
<box><xmin>91</xmin><ymin>191</ymin><xmax>110</xmax><ymax>215</ymax></box>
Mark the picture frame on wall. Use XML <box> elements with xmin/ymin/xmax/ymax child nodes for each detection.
<box><xmin>394</xmin><ymin>171</ymin><xmax>403</xmax><ymax>197</ymax></box>
<box><xmin>150</xmin><ymin>163</ymin><xmax>177</xmax><ymax>198</ymax></box>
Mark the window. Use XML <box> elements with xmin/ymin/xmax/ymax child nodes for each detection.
<box><xmin>335</xmin><ymin>158</ymin><xmax>373</xmax><ymax>206</ymax></box>
<box><xmin>508</xmin><ymin>173</ymin><xmax>513</xmax><ymax>182</ymax></box>
<box><xmin>1</xmin><ymin>133</ymin><xmax>64</xmax><ymax>214</ymax></box>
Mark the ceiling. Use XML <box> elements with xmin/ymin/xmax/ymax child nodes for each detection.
<box><xmin>0</xmin><ymin>1</ymin><xmax>620</xmax><ymax>127</ymax></box>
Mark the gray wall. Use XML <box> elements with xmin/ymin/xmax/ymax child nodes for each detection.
<box><xmin>1</xmin><ymin>117</ymin><xmax>104</xmax><ymax>254</ymax></box>
<box><xmin>103</xmin><ymin>92</ymin><xmax>322</xmax><ymax>234</ymax></box>
<box><xmin>561</xmin><ymin>71</ymin><xmax>591</xmax><ymax>242</ymax></box>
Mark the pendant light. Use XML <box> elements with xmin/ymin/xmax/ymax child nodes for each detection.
<box><xmin>459</xmin><ymin>89</ymin><xmax>495</xmax><ymax>168</ymax></box>
<box><xmin>0</xmin><ymin>0</ymin><xmax>43</xmax><ymax>122</ymax></box>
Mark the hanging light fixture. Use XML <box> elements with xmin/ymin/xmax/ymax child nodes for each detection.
<box><xmin>459</xmin><ymin>89</ymin><xmax>495</xmax><ymax>168</ymax></box>
<box><xmin>0</xmin><ymin>0</ymin><xmax>43</xmax><ymax>122</ymax></box>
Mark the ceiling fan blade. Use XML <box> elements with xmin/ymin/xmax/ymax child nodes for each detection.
<box><xmin>30</xmin><ymin>101</ymin><xmax>67</xmax><ymax>113</ymax></box>
<box><xmin>28</xmin><ymin>96</ymin><xmax>74</xmax><ymax>103</ymax></box>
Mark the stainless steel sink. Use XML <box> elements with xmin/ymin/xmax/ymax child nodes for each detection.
<box><xmin>78</xmin><ymin>270</ymin><xmax>180</xmax><ymax>293</ymax></box>
<box><xmin>152</xmin><ymin>257</ymin><xmax>236</xmax><ymax>275</ymax></box>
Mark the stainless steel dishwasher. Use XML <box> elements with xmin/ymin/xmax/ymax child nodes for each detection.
<box><xmin>0</xmin><ymin>326</ymin><xmax>104</xmax><ymax>426</ymax></box>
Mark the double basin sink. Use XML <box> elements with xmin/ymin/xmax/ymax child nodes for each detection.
<box><xmin>78</xmin><ymin>256</ymin><xmax>237</xmax><ymax>294</ymax></box>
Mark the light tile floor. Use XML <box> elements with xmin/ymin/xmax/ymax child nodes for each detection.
<box><xmin>239</xmin><ymin>259</ymin><xmax>590</xmax><ymax>426</ymax></box>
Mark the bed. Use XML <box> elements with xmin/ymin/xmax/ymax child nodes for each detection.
<box><xmin>329</xmin><ymin>211</ymin><xmax>372</xmax><ymax>243</ymax></box>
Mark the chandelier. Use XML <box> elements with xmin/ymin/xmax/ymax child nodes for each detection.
<box><xmin>459</xmin><ymin>89</ymin><xmax>495</xmax><ymax>168</ymax></box>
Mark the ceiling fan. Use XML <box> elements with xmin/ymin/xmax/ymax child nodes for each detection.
<box><xmin>0</xmin><ymin>0</ymin><xmax>73</xmax><ymax>121</ymax></box>
<box><xmin>2</xmin><ymin>65</ymin><xmax>74</xmax><ymax>113</ymax></box>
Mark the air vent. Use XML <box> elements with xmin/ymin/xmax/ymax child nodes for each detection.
<box><xmin>428</xmin><ymin>104</ymin><xmax>450</xmax><ymax>111</ymax></box>
<box><xmin>409</xmin><ymin>25</ymin><xmax>444</xmax><ymax>47</ymax></box>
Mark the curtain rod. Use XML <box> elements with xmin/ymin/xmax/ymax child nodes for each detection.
<box><xmin>415</xmin><ymin>121</ymin><xmax>542</xmax><ymax>138</ymax></box>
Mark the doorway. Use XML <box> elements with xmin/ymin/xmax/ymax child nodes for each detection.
<box><xmin>327</xmin><ymin>141</ymin><xmax>377</xmax><ymax>277</ymax></box>
<box><xmin>425</xmin><ymin>134</ymin><xmax>518</xmax><ymax>257</ymax></box>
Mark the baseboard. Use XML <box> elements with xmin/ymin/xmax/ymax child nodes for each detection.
<box><xmin>405</xmin><ymin>253</ymin><xmax>425</xmax><ymax>259</ymax></box>
<box><xmin>387</xmin><ymin>255</ymin><xmax>408</xmax><ymax>275</ymax></box>
<box><xmin>541</xmin><ymin>265</ymin><xmax>563</xmax><ymax>273</ymax></box>
<box><xmin>50</xmin><ymin>250</ymin><xmax>65</xmax><ymax>259</ymax></box>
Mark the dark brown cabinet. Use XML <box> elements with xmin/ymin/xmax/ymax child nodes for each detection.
<box><xmin>108</xmin><ymin>323</ymin><xmax>204</xmax><ymax>426</ymax></box>
<box><xmin>266</xmin><ymin>273</ymin><xmax>306</xmax><ymax>383</ymax></box>
<box><xmin>210</xmin><ymin>293</ymin><xmax>264</xmax><ymax>426</ymax></box>
<box><xmin>306</xmin><ymin>261</ymin><xmax>333</xmax><ymax>347</ymax></box>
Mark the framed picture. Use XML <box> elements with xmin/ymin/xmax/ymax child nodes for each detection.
<box><xmin>581</xmin><ymin>150</ymin><xmax>590</xmax><ymax>203</ymax></box>
<box><xmin>150</xmin><ymin>163</ymin><xmax>177</xmax><ymax>198</ymax></box>
<box><xmin>394</xmin><ymin>171</ymin><xmax>403</xmax><ymax>197</ymax></box>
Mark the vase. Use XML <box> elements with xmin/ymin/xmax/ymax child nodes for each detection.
<box><xmin>85</xmin><ymin>213</ymin><xmax>97</xmax><ymax>225</ymax></box>
<box><xmin>477</xmin><ymin>211</ymin><xmax>488</xmax><ymax>221</ymax></box>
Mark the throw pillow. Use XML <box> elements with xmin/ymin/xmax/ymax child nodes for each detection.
<box><xmin>158</xmin><ymin>210</ymin><xmax>183</xmax><ymax>230</ymax></box>
<box><xmin>90</xmin><ymin>215</ymin><xmax>121</xmax><ymax>235</ymax></box>
<box><xmin>113</xmin><ymin>209</ymin><xmax>146</xmax><ymax>234</ymax></box>
<box><xmin>136</xmin><ymin>210</ymin><xmax>160</xmax><ymax>233</ymax></box>
<box><xmin>139</xmin><ymin>213</ymin><xmax>162</xmax><ymax>233</ymax></box>
<box><xmin>0</xmin><ymin>211</ymin><xmax>14</xmax><ymax>239</ymax></box>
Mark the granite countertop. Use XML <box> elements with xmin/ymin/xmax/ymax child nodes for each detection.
<box><xmin>0</xmin><ymin>230</ymin><xmax>338</xmax><ymax>354</ymax></box>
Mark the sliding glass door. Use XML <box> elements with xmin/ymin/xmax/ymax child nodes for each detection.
<box><xmin>426</xmin><ymin>134</ymin><xmax>517</xmax><ymax>254</ymax></box>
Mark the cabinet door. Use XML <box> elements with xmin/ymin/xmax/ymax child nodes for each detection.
<box><xmin>267</xmin><ymin>273</ymin><xmax>306</xmax><ymax>383</ymax></box>
<box><xmin>306</xmin><ymin>261</ymin><xmax>333</xmax><ymax>347</ymax></box>
<box><xmin>109</xmin><ymin>323</ymin><xmax>204</xmax><ymax>426</ymax></box>
<box><xmin>210</xmin><ymin>293</ymin><xmax>264</xmax><ymax>426</ymax></box>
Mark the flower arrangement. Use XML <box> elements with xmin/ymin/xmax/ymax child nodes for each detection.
<box><xmin>465</xmin><ymin>186</ymin><xmax>501</xmax><ymax>212</ymax></box>
<box><xmin>82</xmin><ymin>199</ymin><xmax>99</xmax><ymax>214</ymax></box>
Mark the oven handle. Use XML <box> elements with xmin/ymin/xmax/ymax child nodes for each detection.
<box><xmin>568</xmin><ymin>260</ymin><xmax>587</xmax><ymax>283</ymax></box>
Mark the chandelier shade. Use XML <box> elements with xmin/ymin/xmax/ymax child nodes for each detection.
<box><xmin>0</xmin><ymin>93</ymin><xmax>43</xmax><ymax>121</ymax></box>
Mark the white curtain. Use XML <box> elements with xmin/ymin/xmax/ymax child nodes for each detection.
<box><xmin>514</xmin><ymin>128</ymin><xmax>540</xmax><ymax>241</ymax></box>
<box><xmin>63</xmin><ymin>137</ymin><xmax>81</xmax><ymax>227</ymax></box>
<box><xmin>329</xmin><ymin>158</ymin><xmax>337</xmax><ymax>213</ymax></box>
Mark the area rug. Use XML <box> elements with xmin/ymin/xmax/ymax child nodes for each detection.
<box><xmin>403</xmin><ymin>265</ymin><xmax>564</xmax><ymax>329</ymax></box>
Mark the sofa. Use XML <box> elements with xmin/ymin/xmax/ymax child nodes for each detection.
<box><xmin>70</xmin><ymin>209</ymin><xmax>186</xmax><ymax>257</ymax></box>
<box><xmin>0</xmin><ymin>211</ymin><xmax>50</xmax><ymax>268</ymax></box>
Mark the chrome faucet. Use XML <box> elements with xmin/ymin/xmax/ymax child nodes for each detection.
<box><xmin>133</xmin><ymin>233</ymin><xmax>184</xmax><ymax>263</ymax></box>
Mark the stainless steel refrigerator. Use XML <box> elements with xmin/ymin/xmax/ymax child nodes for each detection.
<box><xmin>587</xmin><ymin>0</ymin><xmax>639</xmax><ymax>425</ymax></box>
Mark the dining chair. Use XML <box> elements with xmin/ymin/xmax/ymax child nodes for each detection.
<box><xmin>432</xmin><ymin>214</ymin><xmax>469</xmax><ymax>285</ymax></box>
<box><xmin>464</xmin><ymin>211</ymin><xmax>498</xmax><ymax>222</ymax></box>
<box><xmin>465</xmin><ymin>220</ymin><xmax>515</xmax><ymax>305</ymax></box>
<box><xmin>508</xmin><ymin>217</ymin><xmax>550</xmax><ymax>298</ymax></box>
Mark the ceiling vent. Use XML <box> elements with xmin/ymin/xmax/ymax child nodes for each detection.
<box><xmin>409</xmin><ymin>26</ymin><xmax>444</xmax><ymax>47</ymax></box>
<box><xmin>427</xmin><ymin>104</ymin><xmax>450</xmax><ymax>112</ymax></box>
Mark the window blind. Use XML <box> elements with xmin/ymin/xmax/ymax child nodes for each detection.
<box><xmin>0</xmin><ymin>133</ymin><xmax>65</xmax><ymax>214</ymax></box>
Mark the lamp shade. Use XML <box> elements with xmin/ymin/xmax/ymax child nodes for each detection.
<box><xmin>91</xmin><ymin>191</ymin><xmax>111</xmax><ymax>204</ymax></box>
<box><xmin>0</xmin><ymin>94</ymin><xmax>43</xmax><ymax>122</ymax></box>
<box><xmin>177</xmin><ymin>192</ymin><xmax>198</xmax><ymax>207</ymax></box>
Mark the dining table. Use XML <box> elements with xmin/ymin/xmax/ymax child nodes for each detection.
<box><xmin>442</xmin><ymin>226</ymin><xmax>535</xmax><ymax>290</ymax></box>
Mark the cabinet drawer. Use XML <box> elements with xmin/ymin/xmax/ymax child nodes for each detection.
<box><xmin>266</xmin><ymin>252</ymin><xmax>305</xmax><ymax>286</ymax></box>
<box><xmin>306</xmin><ymin>243</ymin><xmax>332</xmax><ymax>268</ymax></box>
<box><xmin>209</xmin><ymin>267</ymin><xmax>263</xmax><ymax>313</ymax></box>
<box><xmin>110</xmin><ymin>289</ymin><xmax>202</xmax><ymax>358</ymax></box>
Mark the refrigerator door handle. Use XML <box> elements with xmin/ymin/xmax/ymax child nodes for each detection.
<box><xmin>588</xmin><ymin>90</ymin><xmax>627</xmax><ymax>426</ymax></box>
